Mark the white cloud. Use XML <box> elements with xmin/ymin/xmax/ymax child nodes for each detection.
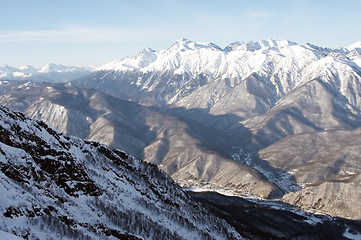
<box><xmin>0</xmin><ymin>27</ymin><xmax>152</xmax><ymax>43</ymax></box>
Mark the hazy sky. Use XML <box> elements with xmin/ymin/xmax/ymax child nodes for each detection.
<box><xmin>1</xmin><ymin>0</ymin><xmax>360</xmax><ymax>67</ymax></box>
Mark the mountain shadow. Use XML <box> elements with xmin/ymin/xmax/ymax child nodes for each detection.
<box><xmin>0</xmin><ymin>81</ymin><xmax>300</xmax><ymax>197</ymax></box>
<box><xmin>155</xmin><ymin>106</ymin><xmax>301</xmax><ymax>197</ymax></box>
<box><xmin>50</xmin><ymin>84</ymin><xmax>95</xmax><ymax>140</ymax></box>
<box><xmin>153</xmin><ymin>129</ymin><xmax>171</xmax><ymax>165</ymax></box>
<box><xmin>188</xmin><ymin>191</ymin><xmax>361</xmax><ymax>239</ymax></box>
<box><xmin>0</xmin><ymin>82</ymin><xmax>158</xmax><ymax>161</ymax></box>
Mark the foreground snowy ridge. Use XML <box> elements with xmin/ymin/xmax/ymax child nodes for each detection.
<box><xmin>0</xmin><ymin>105</ymin><xmax>242</xmax><ymax>239</ymax></box>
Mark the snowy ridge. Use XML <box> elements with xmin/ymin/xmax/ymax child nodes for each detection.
<box><xmin>95</xmin><ymin>38</ymin><xmax>361</xmax><ymax>77</ymax></box>
<box><xmin>346</xmin><ymin>41</ymin><xmax>361</xmax><ymax>51</ymax></box>
<box><xmin>0</xmin><ymin>105</ymin><xmax>242</xmax><ymax>239</ymax></box>
<box><xmin>38</xmin><ymin>63</ymin><xmax>90</xmax><ymax>73</ymax></box>
<box><xmin>0</xmin><ymin>64</ymin><xmax>91</xmax><ymax>83</ymax></box>
<box><xmin>93</xmin><ymin>38</ymin><xmax>361</xmax><ymax>106</ymax></box>
<box><xmin>96</xmin><ymin>48</ymin><xmax>158</xmax><ymax>72</ymax></box>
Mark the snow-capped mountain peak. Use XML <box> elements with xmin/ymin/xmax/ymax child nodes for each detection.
<box><xmin>39</xmin><ymin>63</ymin><xmax>63</xmax><ymax>73</ymax></box>
<box><xmin>18</xmin><ymin>65</ymin><xmax>36</xmax><ymax>71</ymax></box>
<box><xmin>346</xmin><ymin>41</ymin><xmax>361</xmax><ymax>51</ymax></box>
<box><xmin>0</xmin><ymin>63</ymin><xmax>92</xmax><ymax>83</ymax></box>
<box><xmin>95</xmin><ymin>38</ymin><xmax>321</xmax><ymax>78</ymax></box>
<box><xmin>88</xmin><ymin>38</ymin><xmax>361</xmax><ymax>109</ymax></box>
<box><xmin>225</xmin><ymin>39</ymin><xmax>297</xmax><ymax>52</ymax></box>
<box><xmin>167</xmin><ymin>38</ymin><xmax>222</xmax><ymax>52</ymax></box>
<box><xmin>38</xmin><ymin>63</ymin><xmax>89</xmax><ymax>73</ymax></box>
<box><xmin>95</xmin><ymin>48</ymin><xmax>158</xmax><ymax>72</ymax></box>
<box><xmin>95</xmin><ymin>38</ymin><xmax>225</xmax><ymax>74</ymax></box>
<box><xmin>0</xmin><ymin>65</ymin><xmax>18</xmax><ymax>72</ymax></box>
<box><xmin>243</xmin><ymin>39</ymin><xmax>297</xmax><ymax>51</ymax></box>
<box><xmin>223</xmin><ymin>41</ymin><xmax>245</xmax><ymax>52</ymax></box>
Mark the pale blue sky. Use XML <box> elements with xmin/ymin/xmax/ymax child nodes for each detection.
<box><xmin>0</xmin><ymin>0</ymin><xmax>360</xmax><ymax>67</ymax></box>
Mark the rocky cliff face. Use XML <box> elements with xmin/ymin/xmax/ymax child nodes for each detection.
<box><xmin>0</xmin><ymin>105</ymin><xmax>242</xmax><ymax>239</ymax></box>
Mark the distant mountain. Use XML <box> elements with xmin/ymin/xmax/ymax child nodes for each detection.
<box><xmin>0</xmin><ymin>63</ymin><xmax>91</xmax><ymax>83</ymax></box>
<box><xmin>0</xmin><ymin>105</ymin><xmax>242</xmax><ymax>239</ymax></box>
<box><xmin>78</xmin><ymin>38</ymin><xmax>361</xmax><ymax>108</ymax></box>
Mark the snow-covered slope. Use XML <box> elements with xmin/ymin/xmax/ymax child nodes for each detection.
<box><xmin>87</xmin><ymin>39</ymin><xmax>361</xmax><ymax>109</ymax></box>
<box><xmin>0</xmin><ymin>105</ymin><xmax>242</xmax><ymax>239</ymax></box>
<box><xmin>0</xmin><ymin>64</ymin><xmax>91</xmax><ymax>83</ymax></box>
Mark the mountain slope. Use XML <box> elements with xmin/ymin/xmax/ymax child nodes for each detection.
<box><xmin>0</xmin><ymin>105</ymin><xmax>242</xmax><ymax>239</ymax></box>
<box><xmin>258</xmin><ymin>127</ymin><xmax>361</xmax><ymax>220</ymax></box>
<box><xmin>0</xmin><ymin>81</ymin><xmax>280</xmax><ymax>198</ymax></box>
<box><xmin>282</xmin><ymin>174</ymin><xmax>361</xmax><ymax>220</ymax></box>
<box><xmin>237</xmin><ymin>77</ymin><xmax>361</xmax><ymax>152</ymax></box>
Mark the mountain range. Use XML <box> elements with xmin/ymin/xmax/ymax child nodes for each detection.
<box><xmin>74</xmin><ymin>38</ymin><xmax>361</xmax><ymax>220</ymax></box>
<box><xmin>0</xmin><ymin>63</ymin><xmax>91</xmax><ymax>83</ymax></box>
<box><xmin>1</xmin><ymin>38</ymin><xmax>361</xmax><ymax>223</ymax></box>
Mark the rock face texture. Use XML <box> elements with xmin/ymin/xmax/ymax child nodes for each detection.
<box><xmin>282</xmin><ymin>174</ymin><xmax>361</xmax><ymax>220</ymax></box>
<box><xmin>258</xmin><ymin>127</ymin><xmax>361</xmax><ymax>220</ymax></box>
<box><xmin>0</xmin><ymin>105</ymin><xmax>242</xmax><ymax>239</ymax></box>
